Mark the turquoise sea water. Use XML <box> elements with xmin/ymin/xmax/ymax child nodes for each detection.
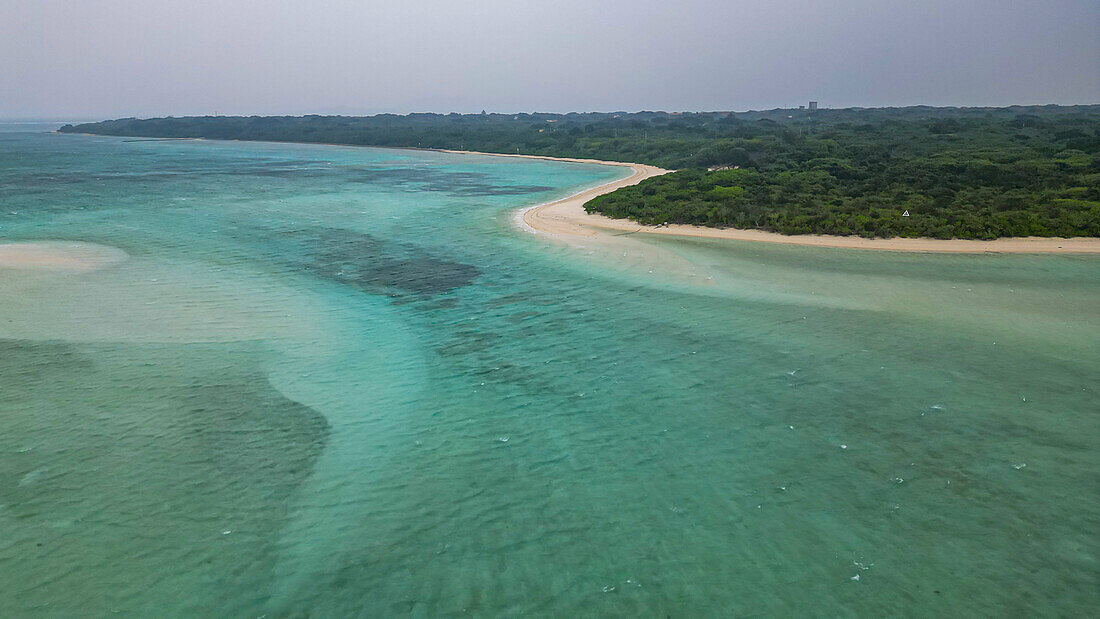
<box><xmin>1</xmin><ymin>125</ymin><xmax>1097</xmax><ymax>616</ymax></box>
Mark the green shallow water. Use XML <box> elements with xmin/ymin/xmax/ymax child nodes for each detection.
<box><xmin>1</xmin><ymin>126</ymin><xmax>1097</xmax><ymax>616</ymax></box>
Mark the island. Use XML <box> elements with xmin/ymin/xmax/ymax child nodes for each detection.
<box><xmin>61</xmin><ymin>105</ymin><xmax>1100</xmax><ymax>241</ymax></box>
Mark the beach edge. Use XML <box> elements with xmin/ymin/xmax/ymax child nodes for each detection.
<box><xmin>511</xmin><ymin>157</ymin><xmax>1100</xmax><ymax>254</ymax></box>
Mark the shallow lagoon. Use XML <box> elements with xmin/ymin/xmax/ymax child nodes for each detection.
<box><xmin>1</xmin><ymin>127</ymin><xmax>1097</xmax><ymax>616</ymax></box>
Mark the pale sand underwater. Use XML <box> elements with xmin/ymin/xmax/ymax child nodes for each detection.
<box><xmin>2</xmin><ymin>130</ymin><xmax>1097</xmax><ymax>616</ymax></box>
<box><xmin>0</xmin><ymin>241</ymin><xmax>128</xmax><ymax>271</ymax></box>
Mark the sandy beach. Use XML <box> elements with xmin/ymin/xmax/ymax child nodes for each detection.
<box><xmin>516</xmin><ymin>160</ymin><xmax>1100</xmax><ymax>254</ymax></box>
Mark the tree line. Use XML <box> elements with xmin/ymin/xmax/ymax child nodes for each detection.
<box><xmin>61</xmin><ymin>105</ymin><xmax>1100</xmax><ymax>239</ymax></box>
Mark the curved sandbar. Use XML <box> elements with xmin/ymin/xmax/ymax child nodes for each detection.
<box><xmin>0</xmin><ymin>241</ymin><xmax>128</xmax><ymax>271</ymax></box>
<box><xmin>513</xmin><ymin>159</ymin><xmax>1100</xmax><ymax>254</ymax></box>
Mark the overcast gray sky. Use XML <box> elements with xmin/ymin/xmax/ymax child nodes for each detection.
<box><xmin>1</xmin><ymin>0</ymin><xmax>1097</xmax><ymax>119</ymax></box>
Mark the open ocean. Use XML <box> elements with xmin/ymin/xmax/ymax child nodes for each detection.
<box><xmin>1</xmin><ymin>124</ymin><xmax>1097</xmax><ymax>616</ymax></box>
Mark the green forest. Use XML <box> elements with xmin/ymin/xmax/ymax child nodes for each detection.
<box><xmin>61</xmin><ymin>105</ymin><xmax>1100</xmax><ymax>239</ymax></box>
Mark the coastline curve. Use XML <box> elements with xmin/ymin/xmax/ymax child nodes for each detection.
<box><xmin>509</xmin><ymin>157</ymin><xmax>1100</xmax><ymax>254</ymax></box>
<box><xmin>58</xmin><ymin>135</ymin><xmax>1100</xmax><ymax>254</ymax></box>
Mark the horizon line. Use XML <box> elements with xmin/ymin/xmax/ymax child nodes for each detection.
<box><xmin>9</xmin><ymin>102</ymin><xmax>1100</xmax><ymax>124</ymax></box>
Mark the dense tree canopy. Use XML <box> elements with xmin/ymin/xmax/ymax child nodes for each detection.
<box><xmin>62</xmin><ymin>105</ymin><xmax>1100</xmax><ymax>239</ymax></box>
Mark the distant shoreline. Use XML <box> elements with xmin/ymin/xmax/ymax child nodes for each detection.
<box><xmin>60</xmin><ymin>132</ymin><xmax>1100</xmax><ymax>254</ymax></box>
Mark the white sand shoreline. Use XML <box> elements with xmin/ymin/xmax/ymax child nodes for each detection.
<box><xmin>426</xmin><ymin>146</ymin><xmax>1100</xmax><ymax>254</ymax></box>
<box><xmin>60</xmin><ymin>133</ymin><xmax>1100</xmax><ymax>254</ymax></box>
<box><xmin>514</xmin><ymin>159</ymin><xmax>1100</xmax><ymax>254</ymax></box>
